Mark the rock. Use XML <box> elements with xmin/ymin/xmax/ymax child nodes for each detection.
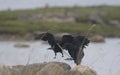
<box><xmin>31</xmin><ymin>14</ymin><xmax>44</xmax><ymax>20</ymax></box>
<box><xmin>36</xmin><ymin>63</ymin><xmax>66</xmax><ymax>75</ymax></box>
<box><xmin>90</xmin><ymin>35</ymin><xmax>105</xmax><ymax>42</ymax></box>
<box><xmin>108</xmin><ymin>20</ymin><xmax>120</xmax><ymax>28</ymax></box>
<box><xmin>10</xmin><ymin>62</ymin><xmax>70</xmax><ymax>75</ymax></box>
<box><xmin>9</xmin><ymin>63</ymin><xmax>46</xmax><ymax>75</ymax></box>
<box><xmin>66</xmin><ymin>65</ymin><xmax>97</xmax><ymax>75</ymax></box>
<box><xmin>18</xmin><ymin>15</ymin><xmax>29</xmax><ymax>20</ymax></box>
<box><xmin>0</xmin><ymin>62</ymin><xmax>98</xmax><ymax>75</ymax></box>
<box><xmin>0</xmin><ymin>65</ymin><xmax>11</xmax><ymax>75</ymax></box>
<box><xmin>48</xmin><ymin>62</ymin><xmax>71</xmax><ymax>71</ymax></box>
<box><xmin>11</xmin><ymin>63</ymin><xmax>47</xmax><ymax>75</ymax></box>
<box><xmin>24</xmin><ymin>63</ymin><xmax>47</xmax><ymax>74</ymax></box>
<box><xmin>88</xmin><ymin>12</ymin><xmax>104</xmax><ymax>24</ymax></box>
<box><xmin>14</xmin><ymin>43</ymin><xmax>30</xmax><ymax>48</ymax></box>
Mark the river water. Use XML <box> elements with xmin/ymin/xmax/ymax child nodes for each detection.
<box><xmin>0</xmin><ymin>38</ymin><xmax>120</xmax><ymax>75</ymax></box>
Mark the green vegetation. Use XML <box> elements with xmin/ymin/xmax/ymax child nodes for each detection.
<box><xmin>0</xmin><ymin>6</ymin><xmax>120</xmax><ymax>36</ymax></box>
<box><xmin>0</xmin><ymin>21</ymin><xmax>120</xmax><ymax>36</ymax></box>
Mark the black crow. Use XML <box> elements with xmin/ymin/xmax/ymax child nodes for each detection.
<box><xmin>40</xmin><ymin>32</ymin><xmax>64</xmax><ymax>58</ymax></box>
<box><xmin>61</xmin><ymin>35</ymin><xmax>74</xmax><ymax>47</ymax></box>
<box><xmin>34</xmin><ymin>32</ymin><xmax>90</xmax><ymax>65</ymax></box>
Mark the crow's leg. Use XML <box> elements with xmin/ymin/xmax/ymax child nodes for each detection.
<box><xmin>61</xmin><ymin>52</ymin><xmax>64</xmax><ymax>57</ymax></box>
<box><xmin>54</xmin><ymin>53</ymin><xmax>57</xmax><ymax>59</ymax></box>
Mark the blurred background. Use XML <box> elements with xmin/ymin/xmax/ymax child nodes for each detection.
<box><xmin>0</xmin><ymin>0</ymin><xmax>120</xmax><ymax>38</ymax></box>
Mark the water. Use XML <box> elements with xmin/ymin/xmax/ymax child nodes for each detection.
<box><xmin>83</xmin><ymin>38</ymin><xmax>120</xmax><ymax>75</ymax></box>
<box><xmin>0</xmin><ymin>0</ymin><xmax>120</xmax><ymax>10</ymax></box>
<box><xmin>0</xmin><ymin>38</ymin><xmax>120</xmax><ymax>75</ymax></box>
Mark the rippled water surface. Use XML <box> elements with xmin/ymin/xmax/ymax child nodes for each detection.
<box><xmin>0</xmin><ymin>38</ymin><xmax>120</xmax><ymax>75</ymax></box>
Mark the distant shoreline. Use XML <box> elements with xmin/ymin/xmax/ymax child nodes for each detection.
<box><xmin>0</xmin><ymin>33</ymin><xmax>119</xmax><ymax>42</ymax></box>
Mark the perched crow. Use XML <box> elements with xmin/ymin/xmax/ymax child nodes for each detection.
<box><xmin>34</xmin><ymin>32</ymin><xmax>90</xmax><ymax>65</ymax></box>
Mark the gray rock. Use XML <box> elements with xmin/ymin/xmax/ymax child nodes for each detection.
<box><xmin>0</xmin><ymin>65</ymin><xmax>11</xmax><ymax>75</ymax></box>
<box><xmin>11</xmin><ymin>63</ymin><xmax>47</xmax><ymax>75</ymax></box>
<box><xmin>89</xmin><ymin>34</ymin><xmax>105</xmax><ymax>42</ymax></box>
<box><xmin>14</xmin><ymin>42</ymin><xmax>30</xmax><ymax>48</ymax></box>
<box><xmin>36</xmin><ymin>63</ymin><xmax>66</xmax><ymax>75</ymax></box>
<box><xmin>66</xmin><ymin>65</ymin><xmax>97</xmax><ymax>75</ymax></box>
<box><xmin>88</xmin><ymin>12</ymin><xmax>104</xmax><ymax>24</ymax></box>
<box><xmin>10</xmin><ymin>62</ymin><xmax>71</xmax><ymax>75</ymax></box>
<box><xmin>108</xmin><ymin>20</ymin><xmax>120</xmax><ymax>27</ymax></box>
<box><xmin>48</xmin><ymin>62</ymin><xmax>71</xmax><ymax>71</ymax></box>
<box><xmin>0</xmin><ymin>62</ymin><xmax>97</xmax><ymax>75</ymax></box>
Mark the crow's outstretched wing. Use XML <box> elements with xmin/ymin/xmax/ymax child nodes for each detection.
<box><xmin>62</xmin><ymin>35</ymin><xmax>90</xmax><ymax>65</ymax></box>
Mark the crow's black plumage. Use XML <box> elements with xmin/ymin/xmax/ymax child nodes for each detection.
<box><xmin>34</xmin><ymin>32</ymin><xmax>90</xmax><ymax>65</ymax></box>
<box><xmin>63</xmin><ymin>43</ymin><xmax>84</xmax><ymax>64</ymax></box>
<box><xmin>37</xmin><ymin>32</ymin><xmax>64</xmax><ymax>58</ymax></box>
<box><xmin>62</xmin><ymin>35</ymin><xmax>89</xmax><ymax>65</ymax></box>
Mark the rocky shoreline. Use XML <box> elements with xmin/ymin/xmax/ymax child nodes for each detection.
<box><xmin>0</xmin><ymin>33</ymin><xmax>119</xmax><ymax>42</ymax></box>
<box><xmin>0</xmin><ymin>34</ymin><xmax>107</xmax><ymax>43</ymax></box>
<box><xmin>0</xmin><ymin>62</ymin><xmax>97</xmax><ymax>75</ymax></box>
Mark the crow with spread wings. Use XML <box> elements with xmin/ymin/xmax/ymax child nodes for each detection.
<box><xmin>34</xmin><ymin>32</ymin><xmax>90</xmax><ymax>65</ymax></box>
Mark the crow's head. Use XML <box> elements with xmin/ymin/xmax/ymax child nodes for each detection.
<box><xmin>40</xmin><ymin>32</ymin><xmax>55</xmax><ymax>41</ymax></box>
